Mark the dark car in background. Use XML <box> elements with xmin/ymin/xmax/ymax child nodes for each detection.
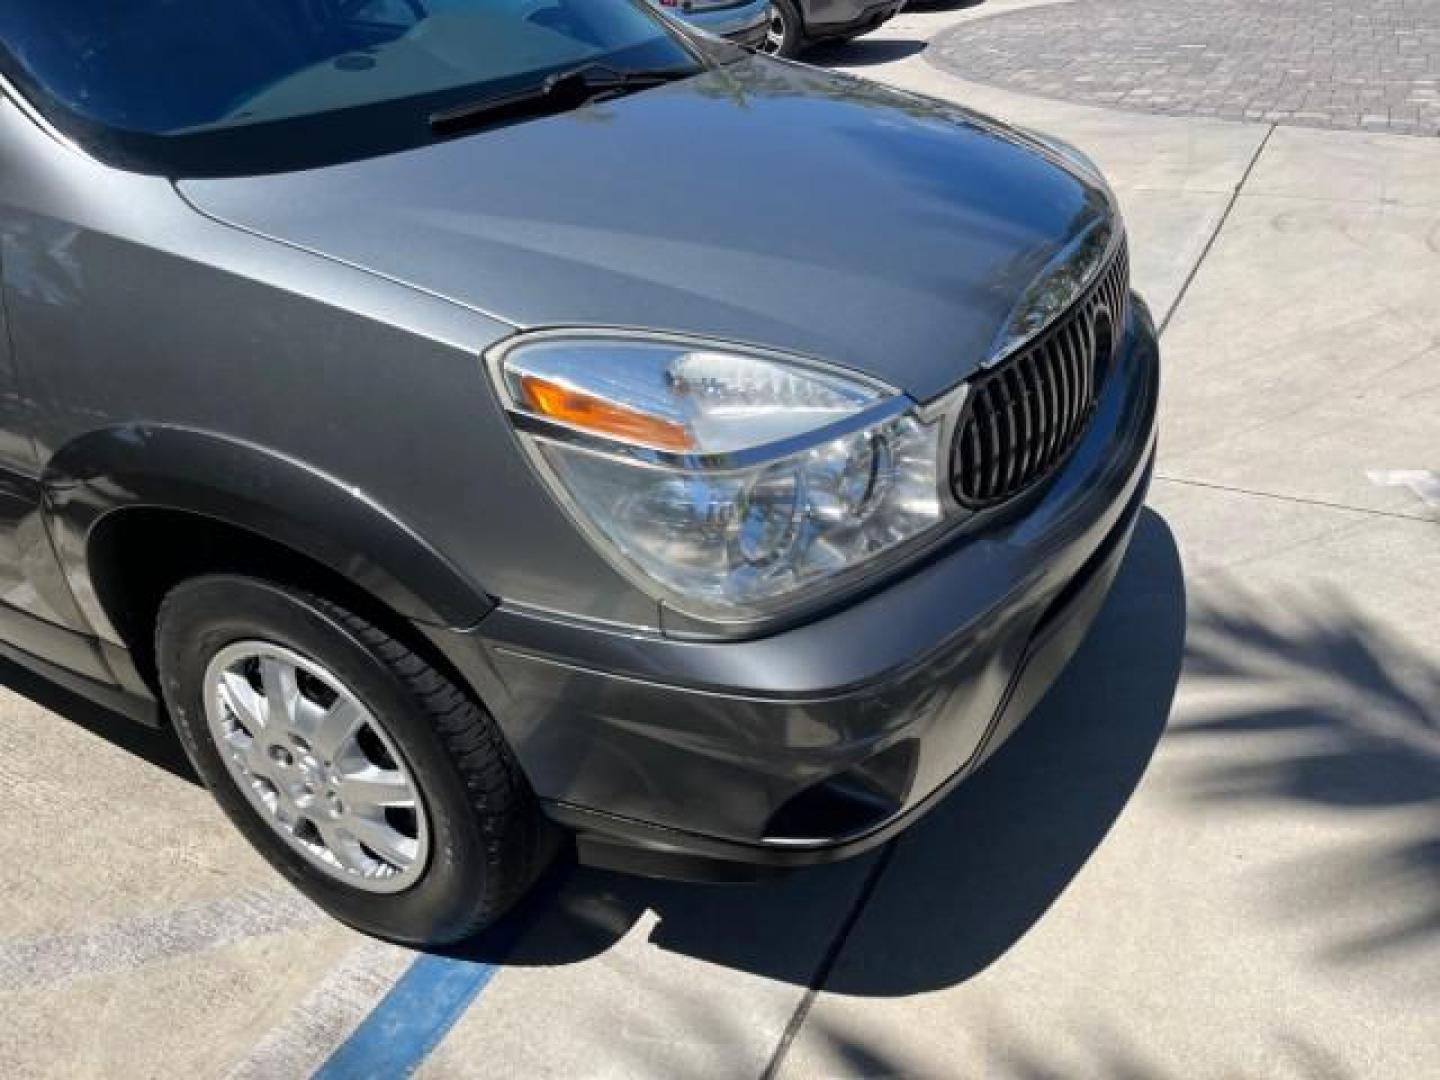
<box><xmin>654</xmin><ymin>0</ymin><xmax>901</xmax><ymax>58</ymax></box>
<box><xmin>649</xmin><ymin>0</ymin><xmax>771</xmax><ymax>52</ymax></box>
<box><xmin>0</xmin><ymin>0</ymin><xmax>1157</xmax><ymax>945</ymax></box>
<box><xmin>765</xmin><ymin>0</ymin><xmax>905</xmax><ymax>56</ymax></box>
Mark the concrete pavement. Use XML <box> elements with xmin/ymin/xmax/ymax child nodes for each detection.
<box><xmin>2</xmin><ymin>3</ymin><xmax>1436</xmax><ymax>1077</ymax></box>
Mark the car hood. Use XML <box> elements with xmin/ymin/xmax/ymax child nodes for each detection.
<box><xmin>179</xmin><ymin>57</ymin><xmax>1114</xmax><ymax>401</ymax></box>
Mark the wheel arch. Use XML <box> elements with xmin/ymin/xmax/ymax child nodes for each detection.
<box><xmin>44</xmin><ymin>426</ymin><xmax>495</xmax><ymax>668</ymax></box>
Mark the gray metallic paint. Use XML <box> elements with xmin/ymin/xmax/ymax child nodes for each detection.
<box><xmin>0</xmin><ymin>97</ymin><xmax>652</xmax><ymax>632</ymax></box>
<box><xmin>0</xmin><ymin>49</ymin><xmax>1155</xmax><ymax>871</ymax></box>
<box><xmin>553</xmin><ymin>458</ymin><xmax>1147</xmax><ymax>877</ymax></box>
<box><xmin>177</xmin><ymin>58</ymin><xmax>1113</xmax><ymax>404</ymax></box>
<box><xmin>44</xmin><ymin>426</ymin><xmax>496</xmax><ymax>636</ymax></box>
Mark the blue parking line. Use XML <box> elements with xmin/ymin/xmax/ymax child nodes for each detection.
<box><xmin>308</xmin><ymin>867</ymin><xmax>566</xmax><ymax>1079</ymax></box>
<box><xmin>311</xmin><ymin>952</ymin><xmax>498</xmax><ymax>1080</ymax></box>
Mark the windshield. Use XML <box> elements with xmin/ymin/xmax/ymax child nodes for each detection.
<box><xmin>0</xmin><ymin>0</ymin><xmax>704</xmax><ymax>176</ymax></box>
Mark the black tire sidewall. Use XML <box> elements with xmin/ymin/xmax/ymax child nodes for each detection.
<box><xmin>157</xmin><ymin>575</ymin><xmax>495</xmax><ymax>944</ymax></box>
<box><xmin>772</xmin><ymin>0</ymin><xmax>804</xmax><ymax>57</ymax></box>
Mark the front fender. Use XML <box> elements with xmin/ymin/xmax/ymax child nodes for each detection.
<box><xmin>45</xmin><ymin>425</ymin><xmax>494</xmax><ymax>644</ymax></box>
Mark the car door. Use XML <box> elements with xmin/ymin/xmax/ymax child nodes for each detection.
<box><xmin>0</xmin><ymin>92</ymin><xmax>114</xmax><ymax>679</ymax></box>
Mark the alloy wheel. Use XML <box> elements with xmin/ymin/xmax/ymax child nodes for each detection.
<box><xmin>202</xmin><ymin>641</ymin><xmax>429</xmax><ymax>893</ymax></box>
<box><xmin>763</xmin><ymin>6</ymin><xmax>788</xmax><ymax>55</ymax></box>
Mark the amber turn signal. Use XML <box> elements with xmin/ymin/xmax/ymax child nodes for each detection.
<box><xmin>517</xmin><ymin>374</ymin><xmax>694</xmax><ymax>451</ymax></box>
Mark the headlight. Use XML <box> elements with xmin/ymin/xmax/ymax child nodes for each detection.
<box><xmin>490</xmin><ymin>333</ymin><xmax>953</xmax><ymax>621</ymax></box>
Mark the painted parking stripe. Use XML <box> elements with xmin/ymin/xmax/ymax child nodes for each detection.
<box><xmin>306</xmin><ymin>870</ymin><xmax>564</xmax><ymax>1079</ymax></box>
<box><xmin>0</xmin><ymin>888</ymin><xmax>320</xmax><ymax>992</ymax></box>
<box><xmin>228</xmin><ymin>940</ymin><xmax>415</xmax><ymax>1080</ymax></box>
<box><xmin>310</xmin><ymin>952</ymin><xmax>499</xmax><ymax>1080</ymax></box>
<box><xmin>1367</xmin><ymin>469</ymin><xmax>1440</xmax><ymax>509</ymax></box>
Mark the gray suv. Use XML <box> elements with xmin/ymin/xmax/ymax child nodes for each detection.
<box><xmin>0</xmin><ymin>0</ymin><xmax>1158</xmax><ymax>945</ymax></box>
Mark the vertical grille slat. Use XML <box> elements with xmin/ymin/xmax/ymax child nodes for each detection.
<box><xmin>969</xmin><ymin>384</ymin><xmax>987</xmax><ymax>502</ymax></box>
<box><xmin>1037</xmin><ymin>338</ymin><xmax>1061</xmax><ymax>465</ymax></box>
<box><xmin>950</xmin><ymin>238</ymin><xmax>1130</xmax><ymax>509</ymax></box>
<box><xmin>990</xmin><ymin>380</ymin><xmax>1012</xmax><ymax>497</ymax></box>
<box><xmin>985</xmin><ymin>383</ymin><xmax>1002</xmax><ymax>501</ymax></box>
<box><xmin>1074</xmin><ymin>317</ymin><xmax>1093</xmax><ymax>433</ymax></box>
<box><xmin>1055</xmin><ymin>323</ymin><xmax>1077</xmax><ymax>445</ymax></box>
<box><xmin>965</xmin><ymin>406</ymin><xmax>984</xmax><ymax>499</ymax></box>
<box><xmin>1002</xmin><ymin>371</ymin><xmax>1025</xmax><ymax>492</ymax></box>
<box><xmin>1014</xmin><ymin>353</ymin><xmax>1038</xmax><ymax>483</ymax></box>
<box><xmin>1065</xmin><ymin>318</ymin><xmax>1087</xmax><ymax>436</ymax></box>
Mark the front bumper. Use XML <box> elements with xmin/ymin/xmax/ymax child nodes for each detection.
<box><xmin>806</xmin><ymin>0</ymin><xmax>904</xmax><ymax>40</ymax></box>
<box><xmin>433</xmin><ymin>299</ymin><xmax>1160</xmax><ymax>879</ymax></box>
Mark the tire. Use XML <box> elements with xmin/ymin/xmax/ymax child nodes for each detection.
<box><xmin>156</xmin><ymin>573</ymin><xmax>551</xmax><ymax>945</ymax></box>
<box><xmin>762</xmin><ymin>0</ymin><xmax>805</xmax><ymax>58</ymax></box>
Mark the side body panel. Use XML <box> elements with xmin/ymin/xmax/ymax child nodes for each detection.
<box><xmin>0</xmin><ymin>126</ymin><xmax>107</xmax><ymax>679</ymax></box>
<box><xmin>0</xmin><ymin>96</ymin><xmax>661</xmax><ymax>663</ymax></box>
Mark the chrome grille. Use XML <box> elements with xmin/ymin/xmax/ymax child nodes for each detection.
<box><xmin>950</xmin><ymin>241</ymin><xmax>1130</xmax><ymax>509</ymax></box>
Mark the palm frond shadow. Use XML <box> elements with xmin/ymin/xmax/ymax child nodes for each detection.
<box><xmin>1175</xmin><ymin>582</ymin><xmax>1440</xmax><ymax>962</ymax></box>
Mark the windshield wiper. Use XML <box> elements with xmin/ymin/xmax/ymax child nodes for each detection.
<box><xmin>429</xmin><ymin>63</ymin><xmax>692</xmax><ymax>135</ymax></box>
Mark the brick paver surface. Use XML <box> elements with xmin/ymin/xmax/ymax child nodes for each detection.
<box><xmin>929</xmin><ymin>0</ymin><xmax>1440</xmax><ymax>136</ymax></box>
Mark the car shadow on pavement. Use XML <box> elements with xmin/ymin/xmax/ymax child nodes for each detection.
<box><xmin>0</xmin><ymin>657</ymin><xmax>199</xmax><ymax>784</ymax></box>
<box><xmin>454</xmin><ymin>508</ymin><xmax>1186</xmax><ymax>995</ymax></box>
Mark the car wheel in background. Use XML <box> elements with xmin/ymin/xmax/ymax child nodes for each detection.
<box><xmin>762</xmin><ymin>0</ymin><xmax>804</xmax><ymax>57</ymax></box>
<box><xmin>156</xmin><ymin>574</ymin><xmax>552</xmax><ymax>945</ymax></box>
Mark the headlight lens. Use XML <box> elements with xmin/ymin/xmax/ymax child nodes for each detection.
<box><xmin>493</xmin><ymin>335</ymin><xmax>951</xmax><ymax>620</ymax></box>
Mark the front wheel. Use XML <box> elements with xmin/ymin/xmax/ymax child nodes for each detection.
<box><xmin>761</xmin><ymin>0</ymin><xmax>804</xmax><ymax>57</ymax></box>
<box><xmin>156</xmin><ymin>574</ymin><xmax>551</xmax><ymax>945</ymax></box>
